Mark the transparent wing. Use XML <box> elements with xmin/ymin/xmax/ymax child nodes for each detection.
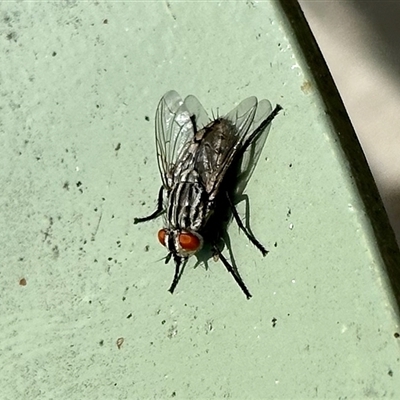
<box><xmin>233</xmin><ymin>99</ymin><xmax>273</xmax><ymax>196</ymax></box>
<box><xmin>196</xmin><ymin>97</ymin><xmax>260</xmax><ymax>198</ymax></box>
<box><xmin>183</xmin><ymin>95</ymin><xmax>210</xmax><ymax>131</ymax></box>
<box><xmin>155</xmin><ymin>91</ymin><xmax>195</xmax><ymax>188</ymax></box>
<box><xmin>224</xmin><ymin>96</ymin><xmax>259</xmax><ymax>140</ymax></box>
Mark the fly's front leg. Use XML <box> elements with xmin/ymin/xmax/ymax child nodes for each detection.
<box><xmin>134</xmin><ymin>186</ymin><xmax>165</xmax><ymax>224</ymax></box>
<box><xmin>225</xmin><ymin>191</ymin><xmax>268</xmax><ymax>256</ymax></box>
<box><xmin>168</xmin><ymin>256</ymin><xmax>188</xmax><ymax>294</ymax></box>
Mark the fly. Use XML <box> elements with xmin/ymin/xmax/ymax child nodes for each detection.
<box><xmin>134</xmin><ymin>91</ymin><xmax>282</xmax><ymax>298</ymax></box>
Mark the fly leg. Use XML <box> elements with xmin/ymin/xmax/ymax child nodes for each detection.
<box><xmin>225</xmin><ymin>192</ymin><xmax>268</xmax><ymax>256</ymax></box>
<box><xmin>213</xmin><ymin>244</ymin><xmax>252</xmax><ymax>299</ymax></box>
<box><xmin>134</xmin><ymin>186</ymin><xmax>164</xmax><ymax>224</ymax></box>
<box><xmin>168</xmin><ymin>255</ymin><xmax>187</xmax><ymax>294</ymax></box>
<box><xmin>240</xmin><ymin>104</ymin><xmax>283</xmax><ymax>154</ymax></box>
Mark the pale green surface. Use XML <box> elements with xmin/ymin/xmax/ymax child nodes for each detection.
<box><xmin>1</xmin><ymin>1</ymin><xmax>400</xmax><ymax>399</ymax></box>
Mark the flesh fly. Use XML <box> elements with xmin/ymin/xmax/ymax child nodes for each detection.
<box><xmin>134</xmin><ymin>91</ymin><xmax>282</xmax><ymax>298</ymax></box>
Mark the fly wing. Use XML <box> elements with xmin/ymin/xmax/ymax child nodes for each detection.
<box><xmin>155</xmin><ymin>91</ymin><xmax>196</xmax><ymax>189</ymax></box>
<box><xmin>224</xmin><ymin>96</ymin><xmax>259</xmax><ymax>138</ymax></box>
<box><xmin>196</xmin><ymin>97</ymin><xmax>259</xmax><ymax>199</ymax></box>
<box><xmin>233</xmin><ymin>98</ymin><xmax>273</xmax><ymax>197</ymax></box>
<box><xmin>183</xmin><ymin>95</ymin><xmax>210</xmax><ymax>131</ymax></box>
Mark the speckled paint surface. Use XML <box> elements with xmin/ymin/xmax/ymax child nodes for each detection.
<box><xmin>1</xmin><ymin>1</ymin><xmax>400</xmax><ymax>398</ymax></box>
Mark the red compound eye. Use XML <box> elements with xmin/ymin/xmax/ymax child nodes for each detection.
<box><xmin>178</xmin><ymin>232</ymin><xmax>201</xmax><ymax>252</ymax></box>
<box><xmin>158</xmin><ymin>229</ymin><xmax>167</xmax><ymax>247</ymax></box>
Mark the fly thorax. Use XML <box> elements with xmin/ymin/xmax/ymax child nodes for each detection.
<box><xmin>167</xmin><ymin>173</ymin><xmax>208</xmax><ymax>232</ymax></box>
<box><xmin>158</xmin><ymin>228</ymin><xmax>203</xmax><ymax>257</ymax></box>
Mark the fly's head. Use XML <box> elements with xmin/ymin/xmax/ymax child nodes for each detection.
<box><xmin>158</xmin><ymin>228</ymin><xmax>203</xmax><ymax>259</ymax></box>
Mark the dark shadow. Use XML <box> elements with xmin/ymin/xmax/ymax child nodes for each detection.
<box><xmin>195</xmin><ymin>189</ymin><xmax>255</xmax><ymax>299</ymax></box>
<box><xmin>350</xmin><ymin>1</ymin><xmax>400</xmax><ymax>77</ymax></box>
<box><xmin>381</xmin><ymin>187</ymin><xmax>400</xmax><ymax>246</ymax></box>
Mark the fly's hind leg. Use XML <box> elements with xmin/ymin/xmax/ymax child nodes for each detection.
<box><xmin>134</xmin><ymin>186</ymin><xmax>165</xmax><ymax>224</ymax></box>
<box><xmin>225</xmin><ymin>192</ymin><xmax>268</xmax><ymax>256</ymax></box>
